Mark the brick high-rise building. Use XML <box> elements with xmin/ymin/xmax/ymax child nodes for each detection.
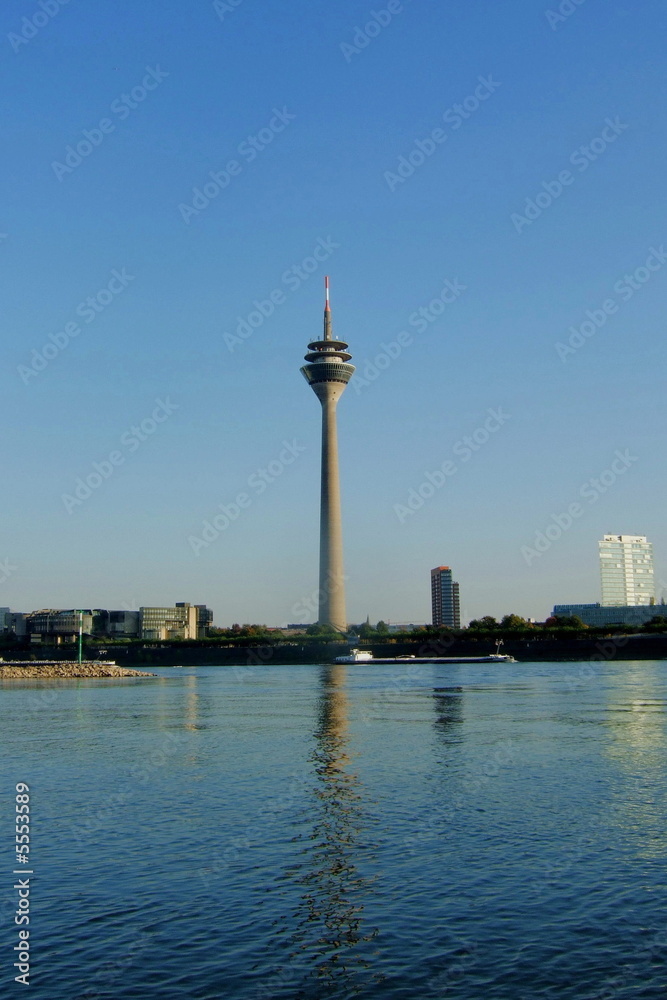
<box><xmin>431</xmin><ymin>567</ymin><xmax>461</xmax><ymax>628</ymax></box>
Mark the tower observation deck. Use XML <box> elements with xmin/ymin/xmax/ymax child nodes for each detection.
<box><xmin>300</xmin><ymin>278</ymin><xmax>355</xmax><ymax>632</ymax></box>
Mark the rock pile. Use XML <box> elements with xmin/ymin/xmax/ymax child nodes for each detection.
<box><xmin>0</xmin><ymin>661</ymin><xmax>155</xmax><ymax>679</ymax></box>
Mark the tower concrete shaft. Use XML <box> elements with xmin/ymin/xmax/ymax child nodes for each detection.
<box><xmin>317</xmin><ymin>385</ymin><xmax>346</xmax><ymax>630</ymax></box>
<box><xmin>300</xmin><ymin>278</ymin><xmax>355</xmax><ymax>632</ymax></box>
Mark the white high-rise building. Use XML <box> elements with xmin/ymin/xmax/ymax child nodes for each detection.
<box><xmin>599</xmin><ymin>534</ymin><xmax>655</xmax><ymax>606</ymax></box>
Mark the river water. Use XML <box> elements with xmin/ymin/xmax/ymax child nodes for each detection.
<box><xmin>2</xmin><ymin>659</ymin><xmax>667</xmax><ymax>999</ymax></box>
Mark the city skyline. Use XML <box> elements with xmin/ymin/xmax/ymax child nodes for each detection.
<box><xmin>5</xmin><ymin>528</ymin><xmax>664</xmax><ymax>630</ymax></box>
<box><xmin>3</xmin><ymin>2</ymin><xmax>667</xmax><ymax>624</ymax></box>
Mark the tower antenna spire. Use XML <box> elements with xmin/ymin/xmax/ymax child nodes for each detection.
<box><xmin>324</xmin><ymin>275</ymin><xmax>332</xmax><ymax>341</ymax></box>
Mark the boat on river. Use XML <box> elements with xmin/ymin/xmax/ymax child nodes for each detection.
<box><xmin>333</xmin><ymin>648</ymin><xmax>374</xmax><ymax>663</ymax></box>
<box><xmin>333</xmin><ymin>648</ymin><xmax>516</xmax><ymax>664</ymax></box>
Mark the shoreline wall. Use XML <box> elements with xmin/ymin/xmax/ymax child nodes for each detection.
<box><xmin>8</xmin><ymin>634</ymin><xmax>667</xmax><ymax>666</ymax></box>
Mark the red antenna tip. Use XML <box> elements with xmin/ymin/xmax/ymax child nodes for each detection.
<box><xmin>324</xmin><ymin>275</ymin><xmax>330</xmax><ymax>310</ymax></box>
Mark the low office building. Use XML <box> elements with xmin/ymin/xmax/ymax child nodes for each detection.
<box><xmin>552</xmin><ymin>603</ymin><xmax>666</xmax><ymax>627</ymax></box>
<box><xmin>106</xmin><ymin>611</ymin><xmax>141</xmax><ymax>638</ymax></box>
<box><xmin>194</xmin><ymin>604</ymin><xmax>214</xmax><ymax>639</ymax></box>
<box><xmin>387</xmin><ymin>623</ymin><xmax>427</xmax><ymax>633</ymax></box>
<box><xmin>10</xmin><ymin>612</ymin><xmax>27</xmax><ymax>637</ymax></box>
<box><xmin>140</xmin><ymin>603</ymin><xmax>198</xmax><ymax>641</ymax></box>
<box><xmin>25</xmin><ymin>609</ymin><xmax>94</xmax><ymax>642</ymax></box>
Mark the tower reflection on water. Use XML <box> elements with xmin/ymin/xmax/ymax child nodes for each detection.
<box><xmin>432</xmin><ymin>686</ymin><xmax>464</xmax><ymax>745</ymax></box>
<box><xmin>278</xmin><ymin>664</ymin><xmax>381</xmax><ymax>997</ymax></box>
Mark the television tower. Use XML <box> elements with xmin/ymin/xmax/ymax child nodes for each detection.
<box><xmin>301</xmin><ymin>277</ymin><xmax>355</xmax><ymax>632</ymax></box>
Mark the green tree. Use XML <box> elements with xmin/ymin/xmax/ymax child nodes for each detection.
<box><xmin>500</xmin><ymin>614</ymin><xmax>531</xmax><ymax>630</ymax></box>
<box><xmin>238</xmin><ymin>624</ymin><xmax>270</xmax><ymax>637</ymax></box>
<box><xmin>545</xmin><ymin>615</ymin><xmax>588</xmax><ymax>629</ymax></box>
<box><xmin>306</xmin><ymin>623</ymin><xmax>339</xmax><ymax>638</ymax></box>
<box><xmin>468</xmin><ymin>616</ymin><xmax>498</xmax><ymax>630</ymax></box>
<box><xmin>643</xmin><ymin>615</ymin><xmax>667</xmax><ymax>632</ymax></box>
<box><xmin>376</xmin><ymin>620</ymin><xmax>389</xmax><ymax>634</ymax></box>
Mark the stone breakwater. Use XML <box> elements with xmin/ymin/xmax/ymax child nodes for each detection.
<box><xmin>0</xmin><ymin>661</ymin><xmax>155</xmax><ymax>679</ymax></box>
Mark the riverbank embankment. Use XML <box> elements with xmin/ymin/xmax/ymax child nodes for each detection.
<box><xmin>115</xmin><ymin>633</ymin><xmax>667</xmax><ymax>665</ymax></box>
<box><xmin>6</xmin><ymin>633</ymin><xmax>667</xmax><ymax>667</ymax></box>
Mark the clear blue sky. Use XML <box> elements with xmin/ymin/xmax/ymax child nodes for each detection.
<box><xmin>3</xmin><ymin>0</ymin><xmax>667</xmax><ymax>625</ymax></box>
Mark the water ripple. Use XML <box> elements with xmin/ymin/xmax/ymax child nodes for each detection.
<box><xmin>2</xmin><ymin>661</ymin><xmax>667</xmax><ymax>999</ymax></box>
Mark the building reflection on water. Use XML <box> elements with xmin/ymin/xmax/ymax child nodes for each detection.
<box><xmin>605</xmin><ymin>664</ymin><xmax>667</xmax><ymax>754</ymax></box>
<box><xmin>432</xmin><ymin>686</ymin><xmax>464</xmax><ymax>747</ymax></box>
<box><xmin>184</xmin><ymin>673</ymin><xmax>200</xmax><ymax>732</ymax></box>
<box><xmin>602</xmin><ymin>663</ymin><xmax>667</xmax><ymax>858</ymax></box>
<box><xmin>279</xmin><ymin>664</ymin><xmax>381</xmax><ymax>997</ymax></box>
